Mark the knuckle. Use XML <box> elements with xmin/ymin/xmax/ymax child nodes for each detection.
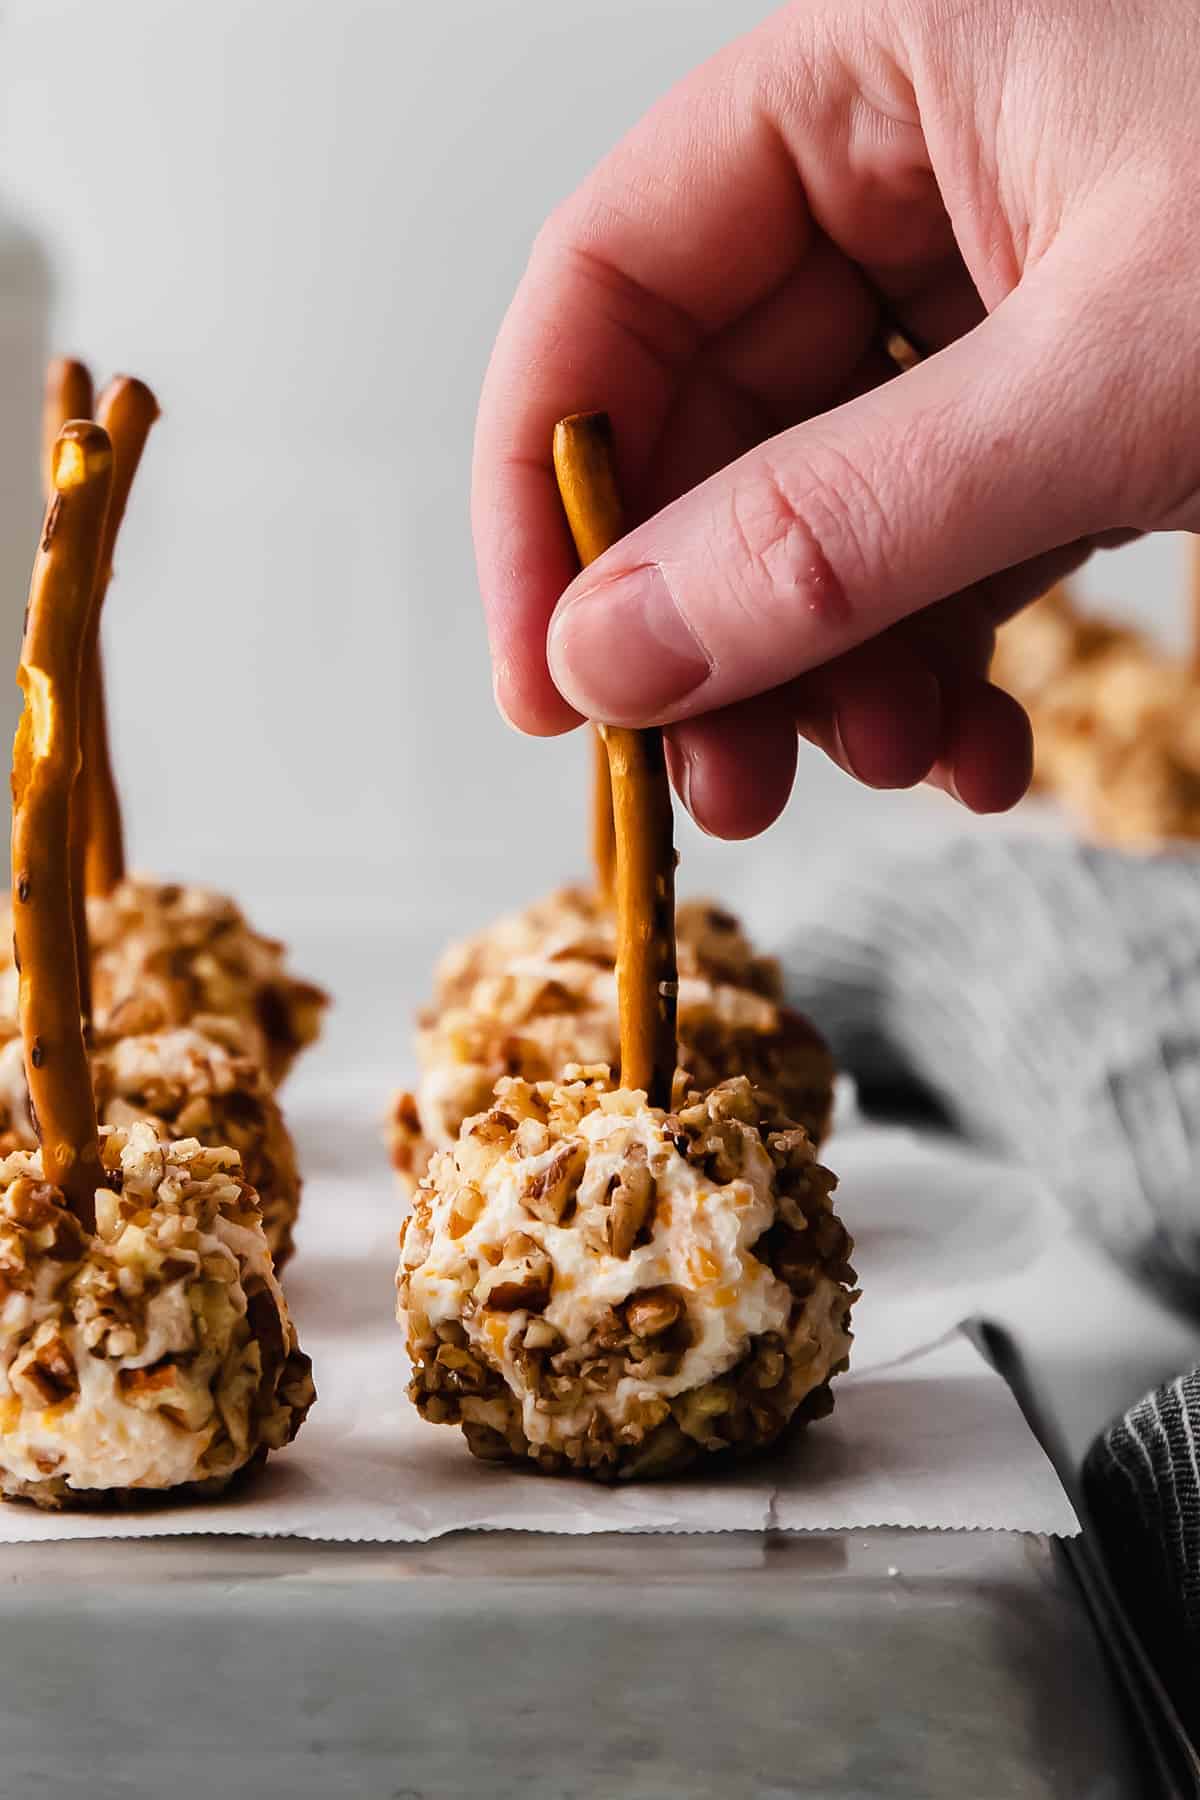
<box><xmin>527</xmin><ymin>215</ymin><xmax>699</xmax><ymax>375</ymax></box>
<box><xmin>724</xmin><ymin>444</ymin><xmax>893</xmax><ymax>643</ymax></box>
<box><xmin>801</xmin><ymin>440</ymin><xmax>895</xmax><ymax>584</ymax></box>
<box><xmin>527</xmin><ymin>199</ymin><xmax>578</xmax><ymax>273</ymax></box>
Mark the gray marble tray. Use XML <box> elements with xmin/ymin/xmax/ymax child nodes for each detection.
<box><xmin>0</xmin><ymin>1527</ymin><xmax>1149</xmax><ymax>1799</ymax></box>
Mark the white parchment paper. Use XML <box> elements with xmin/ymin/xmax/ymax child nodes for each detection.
<box><xmin>0</xmin><ymin>1065</ymin><xmax>1077</xmax><ymax>1542</ymax></box>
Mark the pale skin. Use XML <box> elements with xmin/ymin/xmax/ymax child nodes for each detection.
<box><xmin>473</xmin><ymin>0</ymin><xmax>1200</xmax><ymax>839</ymax></box>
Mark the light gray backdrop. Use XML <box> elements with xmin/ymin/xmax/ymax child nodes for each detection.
<box><xmin>0</xmin><ymin>0</ymin><xmax>1184</xmax><ymax>933</ymax></box>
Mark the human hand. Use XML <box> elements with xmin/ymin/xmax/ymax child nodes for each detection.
<box><xmin>473</xmin><ymin>0</ymin><xmax>1197</xmax><ymax>836</ymax></box>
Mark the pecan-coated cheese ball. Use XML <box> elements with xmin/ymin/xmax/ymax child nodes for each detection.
<box><xmin>432</xmin><ymin>888</ymin><xmax>783</xmax><ymax>1014</ymax></box>
<box><xmin>994</xmin><ymin>588</ymin><xmax>1200</xmax><ymax>844</ymax></box>
<box><xmin>0</xmin><ymin>1026</ymin><xmax>303</xmax><ymax>1269</ymax></box>
<box><xmin>390</xmin><ymin>964</ymin><xmax>835</xmax><ymax>1191</ymax></box>
<box><xmin>0</xmin><ymin>879</ymin><xmax>327</xmax><ymax>1086</ymax></box>
<box><xmin>90</xmin><ymin>1028</ymin><xmax>303</xmax><ymax>1269</ymax></box>
<box><xmin>0</xmin><ymin>1122</ymin><xmax>313</xmax><ymax>1508</ymax></box>
<box><xmin>87</xmin><ymin>878</ymin><xmax>328</xmax><ymax>1085</ymax></box>
<box><xmin>397</xmin><ymin>1069</ymin><xmax>856</xmax><ymax>1482</ymax></box>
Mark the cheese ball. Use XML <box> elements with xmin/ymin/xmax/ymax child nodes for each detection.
<box><xmin>0</xmin><ymin>1026</ymin><xmax>302</xmax><ymax>1269</ymax></box>
<box><xmin>85</xmin><ymin>878</ymin><xmax>328</xmax><ymax>1085</ymax></box>
<box><xmin>90</xmin><ymin>1028</ymin><xmax>303</xmax><ymax>1268</ymax></box>
<box><xmin>1080</xmin><ymin>739</ymin><xmax>1200</xmax><ymax>847</ymax></box>
<box><xmin>391</xmin><ymin>961</ymin><xmax>835</xmax><ymax>1191</ymax></box>
<box><xmin>992</xmin><ymin>585</ymin><xmax>1122</xmax><ymax>720</ymax></box>
<box><xmin>994</xmin><ymin>589</ymin><xmax>1200</xmax><ymax>844</ymax></box>
<box><xmin>433</xmin><ymin>887</ymin><xmax>782</xmax><ymax>1013</ymax></box>
<box><xmin>0</xmin><ymin>1121</ymin><xmax>313</xmax><ymax>1508</ymax></box>
<box><xmin>392</xmin><ymin>893</ymin><xmax>834</xmax><ymax>1191</ymax></box>
<box><xmin>397</xmin><ymin>1069</ymin><xmax>856</xmax><ymax>1481</ymax></box>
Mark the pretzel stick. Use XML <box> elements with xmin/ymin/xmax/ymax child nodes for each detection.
<box><xmin>588</xmin><ymin>731</ymin><xmax>616</xmax><ymax>907</ymax></box>
<box><xmin>41</xmin><ymin>359</ymin><xmax>94</xmax><ymax>501</ymax></box>
<box><xmin>552</xmin><ymin>412</ymin><xmax>678</xmax><ymax>1104</ymax></box>
<box><xmin>1189</xmin><ymin>537</ymin><xmax>1200</xmax><ymax>673</ymax></box>
<box><xmin>552</xmin><ymin>414</ymin><xmax>622</xmax><ymax>907</ymax></box>
<box><xmin>81</xmin><ymin>376</ymin><xmax>160</xmax><ymax>898</ymax></box>
<box><xmin>605</xmin><ymin>724</ymin><xmax>678</xmax><ymax>1105</ymax></box>
<box><xmin>43</xmin><ymin>359</ymin><xmax>97</xmax><ymax>1026</ymax></box>
<box><xmin>884</xmin><ymin>328</ymin><xmax>922</xmax><ymax>374</ymax></box>
<box><xmin>13</xmin><ymin>423</ymin><xmax>113</xmax><ymax>1228</ymax></box>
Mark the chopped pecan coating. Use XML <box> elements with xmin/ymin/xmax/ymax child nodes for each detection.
<box><xmin>520</xmin><ymin>1142</ymin><xmax>586</xmax><ymax>1225</ymax></box>
<box><xmin>476</xmin><ymin>1233</ymin><xmax>553</xmax><ymax>1313</ymax></box>
<box><xmin>623</xmin><ymin>1288</ymin><xmax>682</xmax><ymax>1339</ymax></box>
<box><xmin>608</xmin><ymin>1142</ymin><xmax>654</xmax><ymax>1258</ymax></box>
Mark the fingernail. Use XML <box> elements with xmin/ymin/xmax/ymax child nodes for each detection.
<box><xmin>665</xmin><ymin>735</ymin><xmax>713</xmax><ymax>834</ymax></box>
<box><xmin>925</xmin><ymin>764</ymin><xmax>965</xmax><ymax>806</ymax></box>
<box><xmin>940</xmin><ymin>758</ymin><xmax>967</xmax><ymax>805</ymax></box>
<box><xmin>491</xmin><ymin>668</ymin><xmax>522</xmax><ymax>733</ymax></box>
<box><xmin>830</xmin><ymin>713</ymin><xmax>860</xmax><ymax>781</ymax></box>
<box><xmin>665</xmin><ymin>733</ymin><xmax>693</xmax><ymax>816</ymax></box>
<box><xmin>548</xmin><ymin>564</ymin><xmax>710</xmax><ymax>722</ymax></box>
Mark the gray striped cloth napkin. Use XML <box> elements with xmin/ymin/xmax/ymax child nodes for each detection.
<box><xmin>1083</xmin><ymin>1372</ymin><xmax>1200</xmax><ymax>1745</ymax></box>
<box><xmin>780</xmin><ymin>833</ymin><xmax>1200</xmax><ymax>1302</ymax></box>
<box><xmin>780</xmin><ymin>833</ymin><xmax>1200</xmax><ymax>1732</ymax></box>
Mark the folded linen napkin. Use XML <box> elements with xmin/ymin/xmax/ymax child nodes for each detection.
<box><xmin>780</xmin><ymin>835</ymin><xmax>1200</xmax><ymax>1306</ymax></box>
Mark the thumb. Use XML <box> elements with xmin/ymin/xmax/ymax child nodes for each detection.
<box><xmin>546</xmin><ymin>264</ymin><xmax>1135</xmax><ymax>726</ymax></box>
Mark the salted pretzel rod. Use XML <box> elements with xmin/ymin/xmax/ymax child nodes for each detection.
<box><xmin>41</xmin><ymin>358</ymin><xmax>94</xmax><ymax>502</ymax></box>
<box><xmin>43</xmin><ymin>358</ymin><xmax>98</xmax><ymax>1023</ymax></box>
<box><xmin>1189</xmin><ymin>536</ymin><xmax>1200</xmax><ymax>673</ymax></box>
<box><xmin>605</xmin><ymin>723</ymin><xmax>679</xmax><ymax>1105</ymax></box>
<box><xmin>552</xmin><ymin>413</ymin><xmax>622</xmax><ymax>907</ymax></box>
<box><xmin>13</xmin><ymin>423</ymin><xmax>114</xmax><ymax>1228</ymax></box>
<box><xmin>587</xmin><ymin>720</ymin><xmax>616</xmax><ymax>905</ymax></box>
<box><xmin>553</xmin><ymin>412</ymin><xmax>678</xmax><ymax>1104</ymax></box>
<box><xmin>884</xmin><ymin>327</ymin><xmax>922</xmax><ymax>374</ymax></box>
<box><xmin>80</xmin><ymin>376</ymin><xmax>160</xmax><ymax>898</ymax></box>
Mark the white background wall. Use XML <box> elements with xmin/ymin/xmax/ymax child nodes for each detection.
<box><xmin>0</xmin><ymin>0</ymin><xmax>1187</xmax><ymax>936</ymax></box>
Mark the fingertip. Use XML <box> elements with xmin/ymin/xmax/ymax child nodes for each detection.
<box><xmin>665</xmin><ymin>699</ymin><xmax>797</xmax><ymax>839</ymax></box>
<box><xmin>491</xmin><ymin>667</ymin><xmax>524</xmax><ymax>735</ymax></box>
<box><xmin>794</xmin><ymin>637</ymin><xmax>942</xmax><ymax>790</ymax></box>
<box><xmin>836</xmin><ymin>660</ymin><xmax>942</xmax><ymax>789</ymax></box>
<box><xmin>472</xmin><ymin>429</ymin><xmax>591</xmax><ymax>738</ymax></box>
<box><xmin>494</xmin><ymin>679</ymin><xmax>584</xmax><ymax>738</ymax></box>
<box><xmin>481</xmin><ymin>610</ymin><xmax>575</xmax><ymax>735</ymax></box>
<box><xmin>663</xmin><ymin>734</ymin><xmax>712</xmax><ymax>836</ymax></box>
<box><xmin>940</xmin><ymin>681</ymin><xmax>1034</xmax><ymax>813</ymax></box>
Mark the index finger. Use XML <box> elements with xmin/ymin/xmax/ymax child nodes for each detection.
<box><xmin>471</xmin><ymin>19</ymin><xmax>819</xmax><ymax>735</ymax></box>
